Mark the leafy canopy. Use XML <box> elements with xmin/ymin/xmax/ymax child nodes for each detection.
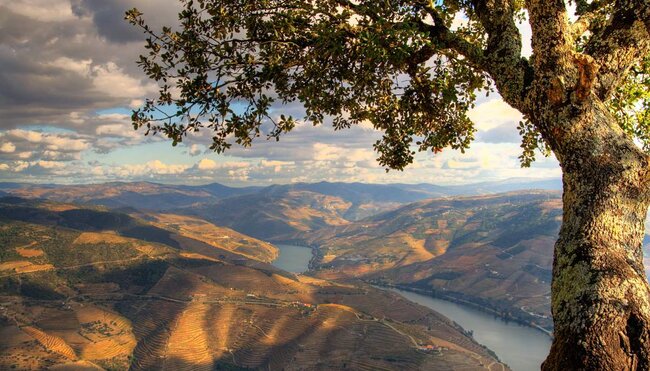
<box><xmin>125</xmin><ymin>0</ymin><xmax>649</xmax><ymax>170</ymax></box>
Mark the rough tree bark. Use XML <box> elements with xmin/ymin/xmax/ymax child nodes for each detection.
<box><xmin>538</xmin><ymin>98</ymin><xmax>650</xmax><ymax>370</ymax></box>
<box><xmin>491</xmin><ymin>1</ymin><xmax>650</xmax><ymax>368</ymax></box>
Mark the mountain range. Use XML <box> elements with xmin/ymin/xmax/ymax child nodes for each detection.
<box><xmin>0</xmin><ymin>177</ymin><xmax>562</xmax><ymax>214</ymax></box>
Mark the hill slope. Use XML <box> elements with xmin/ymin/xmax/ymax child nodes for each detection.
<box><xmin>0</xmin><ymin>198</ymin><xmax>505</xmax><ymax>370</ymax></box>
<box><xmin>186</xmin><ymin>190</ymin><xmax>352</xmax><ymax>240</ymax></box>
<box><xmin>299</xmin><ymin>191</ymin><xmax>562</xmax><ymax>331</ymax></box>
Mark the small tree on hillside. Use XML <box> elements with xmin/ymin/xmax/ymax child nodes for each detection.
<box><xmin>127</xmin><ymin>1</ymin><xmax>650</xmax><ymax>369</ymax></box>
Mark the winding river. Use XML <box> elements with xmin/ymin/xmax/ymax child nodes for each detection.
<box><xmin>271</xmin><ymin>244</ymin><xmax>552</xmax><ymax>370</ymax></box>
<box><xmin>389</xmin><ymin>288</ymin><xmax>552</xmax><ymax>371</ymax></box>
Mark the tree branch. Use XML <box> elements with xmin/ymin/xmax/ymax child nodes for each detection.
<box><xmin>585</xmin><ymin>0</ymin><xmax>650</xmax><ymax>100</ymax></box>
<box><xmin>525</xmin><ymin>0</ymin><xmax>573</xmax><ymax>73</ymax></box>
<box><xmin>470</xmin><ymin>0</ymin><xmax>530</xmax><ymax>109</ymax></box>
<box><xmin>333</xmin><ymin>0</ymin><xmax>489</xmax><ymax>80</ymax></box>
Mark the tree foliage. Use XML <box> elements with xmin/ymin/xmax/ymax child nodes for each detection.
<box><xmin>125</xmin><ymin>0</ymin><xmax>649</xmax><ymax>169</ymax></box>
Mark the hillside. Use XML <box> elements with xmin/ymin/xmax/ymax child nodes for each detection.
<box><xmin>0</xmin><ymin>182</ymin><xmax>262</xmax><ymax>212</ymax></box>
<box><xmin>0</xmin><ymin>178</ymin><xmax>562</xmax><ymax>219</ymax></box>
<box><xmin>299</xmin><ymin>191</ymin><xmax>563</xmax><ymax>331</ymax></box>
<box><xmin>0</xmin><ymin>197</ymin><xmax>278</xmax><ymax>264</ymax></box>
<box><xmin>186</xmin><ymin>190</ymin><xmax>353</xmax><ymax>240</ymax></box>
<box><xmin>0</xmin><ymin>198</ymin><xmax>506</xmax><ymax>370</ymax></box>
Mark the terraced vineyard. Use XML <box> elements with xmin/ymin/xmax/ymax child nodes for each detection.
<box><xmin>0</xmin><ymin>198</ymin><xmax>506</xmax><ymax>370</ymax></box>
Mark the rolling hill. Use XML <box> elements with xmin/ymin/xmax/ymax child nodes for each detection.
<box><xmin>184</xmin><ymin>190</ymin><xmax>354</xmax><ymax>240</ymax></box>
<box><xmin>0</xmin><ymin>198</ymin><xmax>506</xmax><ymax>370</ymax></box>
<box><xmin>295</xmin><ymin>191</ymin><xmax>563</xmax><ymax>332</ymax></box>
<box><xmin>0</xmin><ymin>182</ymin><xmax>260</xmax><ymax>212</ymax></box>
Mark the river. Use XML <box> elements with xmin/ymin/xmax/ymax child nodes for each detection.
<box><xmin>390</xmin><ymin>288</ymin><xmax>552</xmax><ymax>371</ymax></box>
<box><xmin>271</xmin><ymin>244</ymin><xmax>313</xmax><ymax>273</ymax></box>
<box><xmin>271</xmin><ymin>245</ymin><xmax>551</xmax><ymax>370</ymax></box>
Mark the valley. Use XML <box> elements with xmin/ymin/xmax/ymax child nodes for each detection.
<box><xmin>299</xmin><ymin>191</ymin><xmax>562</xmax><ymax>332</ymax></box>
<box><xmin>0</xmin><ymin>197</ymin><xmax>505</xmax><ymax>370</ymax></box>
<box><xmin>3</xmin><ymin>178</ymin><xmax>643</xmax><ymax>370</ymax></box>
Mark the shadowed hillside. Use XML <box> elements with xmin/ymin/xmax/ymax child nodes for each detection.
<box><xmin>0</xmin><ymin>198</ymin><xmax>506</xmax><ymax>370</ymax></box>
<box><xmin>185</xmin><ymin>190</ymin><xmax>353</xmax><ymax>240</ymax></box>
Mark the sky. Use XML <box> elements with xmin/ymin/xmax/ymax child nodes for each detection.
<box><xmin>0</xmin><ymin>0</ymin><xmax>561</xmax><ymax>186</ymax></box>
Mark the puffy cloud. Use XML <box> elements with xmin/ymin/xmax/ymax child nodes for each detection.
<box><xmin>259</xmin><ymin>160</ymin><xmax>295</xmax><ymax>173</ymax></box>
<box><xmin>35</xmin><ymin>160</ymin><xmax>66</xmax><ymax>169</ymax></box>
<box><xmin>259</xmin><ymin>160</ymin><xmax>295</xmax><ymax>167</ymax></box>
<box><xmin>6</xmin><ymin>129</ymin><xmax>90</xmax><ymax>152</ymax></box>
<box><xmin>0</xmin><ymin>1</ymin><xmax>176</xmax><ymax>130</ymax></box>
<box><xmin>0</xmin><ymin>142</ymin><xmax>16</xmax><ymax>153</ymax></box>
<box><xmin>48</xmin><ymin>57</ymin><xmax>93</xmax><ymax>75</ymax></box>
<box><xmin>197</xmin><ymin>158</ymin><xmax>218</xmax><ymax>171</ymax></box>
<box><xmin>13</xmin><ymin>162</ymin><xmax>30</xmax><ymax>172</ymax></box>
<box><xmin>91</xmin><ymin>62</ymin><xmax>157</xmax><ymax>99</ymax></box>
<box><xmin>469</xmin><ymin>99</ymin><xmax>523</xmax><ymax>132</ymax></box>
<box><xmin>2</xmin><ymin>0</ymin><xmax>76</xmax><ymax>22</ymax></box>
<box><xmin>196</xmin><ymin>158</ymin><xmax>250</xmax><ymax>171</ymax></box>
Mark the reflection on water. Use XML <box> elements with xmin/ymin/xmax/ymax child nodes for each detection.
<box><xmin>390</xmin><ymin>288</ymin><xmax>552</xmax><ymax>371</ymax></box>
<box><xmin>271</xmin><ymin>244</ymin><xmax>312</xmax><ymax>273</ymax></box>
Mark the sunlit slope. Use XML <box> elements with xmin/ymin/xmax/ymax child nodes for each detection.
<box><xmin>0</xmin><ymin>197</ymin><xmax>277</xmax><ymax>263</ymax></box>
<box><xmin>304</xmin><ymin>191</ymin><xmax>562</xmax><ymax>331</ymax></box>
<box><xmin>0</xmin><ymin>199</ymin><xmax>506</xmax><ymax>370</ymax></box>
<box><xmin>137</xmin><ymin>212</ymin><xmax>278</xmax><ymax>262</ymax></box>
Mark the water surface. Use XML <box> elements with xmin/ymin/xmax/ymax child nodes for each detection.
<box><xmin>271</xmin><ymin>244</ymin><xmax>550</xmax><ymax>370</ymax></box>
<box><xmin>390</xmin><ymin>288</ymin><xmax>552</xmax><ymax>371</ymax></box>
<box><xmin>271</xmin><ymin>244</ymin><xmax>312</xmax><ymax>273</ymax></box>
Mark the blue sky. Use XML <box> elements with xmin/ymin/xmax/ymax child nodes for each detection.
<box><xmin>0</xmin><ymin>0</ymin><xmax>561</xmax><ymax>186</ymax></box>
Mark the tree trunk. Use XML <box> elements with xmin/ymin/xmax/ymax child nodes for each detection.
<box><xmin>540</xmin><ymin>98</ymin><xmax>650</xmax><ymax>370</ymax></box>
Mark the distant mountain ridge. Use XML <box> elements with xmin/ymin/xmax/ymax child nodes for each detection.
<box><xmin>0</xmin><ymin>177</ymin><xmax>562</xmax><ymax>211</ymax></box>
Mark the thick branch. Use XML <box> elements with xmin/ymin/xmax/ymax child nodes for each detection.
<box><xmin>585</xmin><ymin>0</ymin><xmax>650</xmax><ymax>100</ymax></box>
<box><xmin>526</xmin><ymin>0</ymin><xmax>573</xmax><ymax>73</ymax></box>
<box><xmin>471</xmin><ymin>0</ymin><xmax>530</xmax><ymax>109</ymax></box>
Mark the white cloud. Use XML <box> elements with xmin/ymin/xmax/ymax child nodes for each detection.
<box><xmin>35</xmin><ymin>160</ymin><xmax>65</xmax><ymax>169</ymax></box>
<box><xmin>7</xmin><ymin>129</ymin><xmax>43</xmax><ymax>143</ymax></box>
<box><xmin>260</xmin><ymin>160</ymin><xmax>294</xmax><ymax>167</ymax></box>
<box><xmin>96</xmin><ymin>123</ymin><xmax>139</xmax><ymax>139</ymax></box>
<box><xmin>91</xmin><ymin>62</ymin><xmax>157</xmax><ymax>100</ymax></box>
<box><xmin>13</xmin><ymin>162</ymin><xmax>29</xmax><ymax>172</ymax></box>
<box><xmin>197</xmin><ymin>158</ymin><xmax>218</xmax><ymax>171</ymax></box>
<box><xmin>1</xmin><ymin>0</ymin><xmax>76</xmax><ymax>22</ymax></box>
<box><xmin>196</xmin><ymin>158</ymin><xmax>250</xmax><ymax>171</ymax></box>
<box><xmin>0</xmin><ymin>142</ymin><xmax>16</xmax><ymax>153</ymax></box>
<box><xmin>189</xmin><ymin>144</ymin><xmax>204</xmax><ymax>156</ymax></box>
<box><xmin>469</xmin><ymin>98</ymin><xmax>523</xmax><ymax>132</ymax></box>
<box><xmin>48</xmin><ymin>57</ymin><xmax>93</xmax><ymax>76</ymax></box>
<box><xmin>116</xmin><ymin>160</ymin><xmax>189</xmax><ymax>177</ymax></box>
